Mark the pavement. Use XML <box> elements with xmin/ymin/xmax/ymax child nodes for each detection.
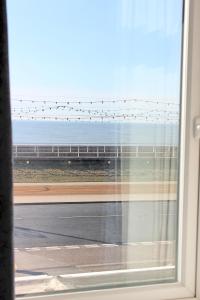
<box><xmin>15</xmin><ymin>242</ymin><xmax>175</xmax><ymax>278</ymax></box>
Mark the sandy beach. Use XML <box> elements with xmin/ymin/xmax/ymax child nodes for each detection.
<box><xmin>14</xmin><ymin>181</ymin><xmax>177</xmax><ymax>204</ymax></box>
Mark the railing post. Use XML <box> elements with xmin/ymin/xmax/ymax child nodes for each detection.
<box><xmin>36</xmin><ymin>146</ymin><xmax>39</xmax><ymax>158</ymax></box>
<box><xmin>153</xmin><ymin>146</ymin><xmax>156</xmax><ymax>158</ymax></box>
<box><xmin>136</xmin><ymin>146</ymin><xmax>139</xmax><ymax>158</ymax></box>
<box><xmin>57</xmin><ymin>146</ymin><xmax>60</xmax><ymax>158</ymax></box>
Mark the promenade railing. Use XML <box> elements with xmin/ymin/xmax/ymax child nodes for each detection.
<box><xmin>12</xmin><ymin>144</ymin><xmax>178</xmax><ymax>160</ymax></box>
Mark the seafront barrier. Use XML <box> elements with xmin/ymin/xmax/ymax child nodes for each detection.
<box><xmin>13</xmin><ymin>144</ymin><xmax>178</xmax><ymax>202</ymax></box>
<box><xmin>13</xmin><ymin>144</ymin><xmax>178</xmax><ymax>161</ymax></box>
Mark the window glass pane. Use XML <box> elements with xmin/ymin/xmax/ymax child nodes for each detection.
<box><xmin>7</xmin><ymin>0</ymin><xmax>183</xmax><ymax>296</ymax></box>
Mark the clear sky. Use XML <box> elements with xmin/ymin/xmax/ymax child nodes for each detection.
<box><xmin>7</xmin><ymin>0</ymin><xmax>183</xmax><ymax>104</ymax></box>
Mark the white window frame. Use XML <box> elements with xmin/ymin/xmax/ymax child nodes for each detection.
<box><xmin>16</xmin><ymin>0</ymin><xmax>200</xmax><ymax>299</ymax></box>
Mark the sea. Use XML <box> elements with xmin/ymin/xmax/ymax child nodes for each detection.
<box><xmin>12</xmin><ymin>120</ymin><xmax>179</xmax><ymax>146</ymax></box>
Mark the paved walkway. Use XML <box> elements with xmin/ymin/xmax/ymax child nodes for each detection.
<box><xmin>15</xmin><ymin>242</ymin><xmax>175</xmax><ymax>295</ymax></box>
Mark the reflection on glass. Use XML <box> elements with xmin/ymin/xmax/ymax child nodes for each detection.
<box><xmin>8</xmin><ymin>0</ymin><xmax>183</xmax><ymax>296</ymax></box>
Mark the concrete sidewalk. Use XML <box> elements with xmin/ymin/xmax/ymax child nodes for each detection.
<box><xmin>15</xmin><ymin>242</ymin><xmax>175</xmax><ymax>295</ymax></box>
<box><xmin>14</xmin><ymin>182</ymin><xmax>177</xmax><ymax>204</ymax></box>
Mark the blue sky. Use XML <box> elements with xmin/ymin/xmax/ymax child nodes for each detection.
<box><xmin>7</xmin><ymin>0</ymin><xmax>183</xmax><ymax>104</ymax></box>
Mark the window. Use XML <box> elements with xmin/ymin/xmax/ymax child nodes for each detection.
<box><xmin>2</xmin><ymin>0</ymin><xmax>200</xmax><ymax>299</ymax></box>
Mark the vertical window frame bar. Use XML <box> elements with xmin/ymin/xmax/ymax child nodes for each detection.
<box><xmin>0</xmin><ymin>0</ymin><xmax>14</xmax><ymax>299</ymax></box>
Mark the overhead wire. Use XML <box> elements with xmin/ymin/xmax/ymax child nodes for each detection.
<box><xmin>11</xmin><ymin>98</ymin><xmax>179</xmax><ymax>122</ymax></box>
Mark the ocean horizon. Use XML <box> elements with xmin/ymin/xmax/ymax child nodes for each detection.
<box><xmin>12</xmin><ymin>120</ymin><xmax>179</xmax><ymax>146</ymax></box>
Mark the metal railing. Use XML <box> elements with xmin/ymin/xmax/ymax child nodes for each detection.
<box><xmin>12</xmin><ymin>144</ymin><xmax>178</xmax><ymax>160</ymax></box>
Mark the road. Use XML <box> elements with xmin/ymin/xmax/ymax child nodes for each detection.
<box><xmin>14</xmin><ymin>201</ymin><xmax>177</xmax><ymax>248</ymax></box>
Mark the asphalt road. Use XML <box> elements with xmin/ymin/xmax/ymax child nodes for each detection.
<box><xmin>14</xmin><ymin>201</ymin><xmax>177</xmax><ymax>248</ymax></box>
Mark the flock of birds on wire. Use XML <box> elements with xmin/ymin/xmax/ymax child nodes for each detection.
<box><xmin>11</xmin><ymin>98</ymin><xmax>179</xmax><ymax>123</ymax></box>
